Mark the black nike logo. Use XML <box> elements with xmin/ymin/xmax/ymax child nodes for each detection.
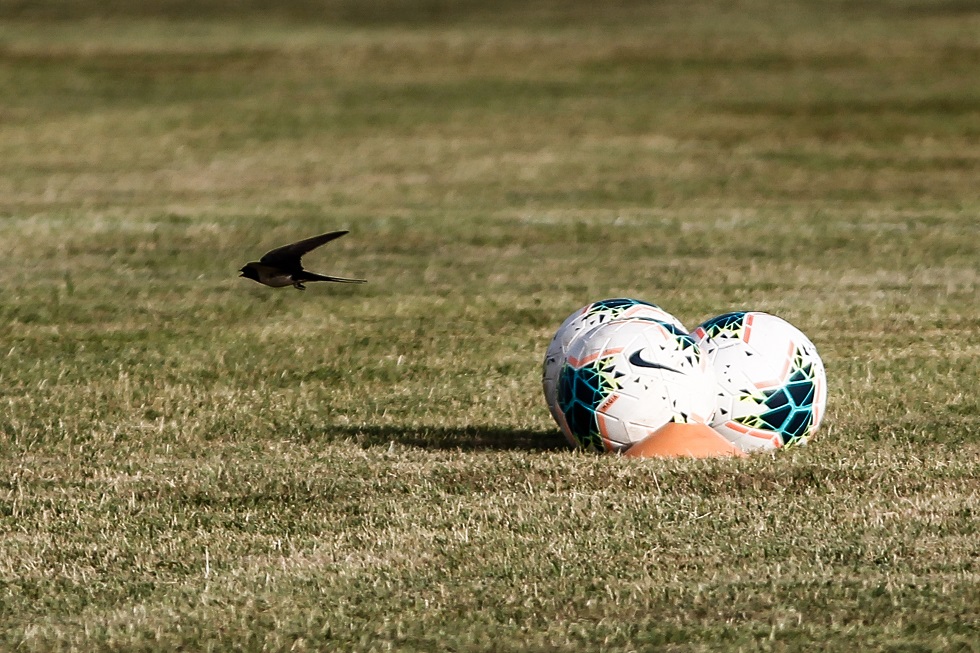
<box><xmin>628</xmin><ymin>349</ymin><xmax>683</xmax><ymax>374</ymax></box>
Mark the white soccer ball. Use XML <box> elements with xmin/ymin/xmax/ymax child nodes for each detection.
<box><xmin>552</xmin><ymin>317</ymin><xmax>716</xmax><ymax>452</ymax></box>
<box><xmin>542</xmin><ymin>298</ymin><xmax>686</xmax><ymax>427</ymax></box>
<box><xmin>693</xmin><ymin>311</ymin><xmax>828</xmax><ymax>452</ymax></box>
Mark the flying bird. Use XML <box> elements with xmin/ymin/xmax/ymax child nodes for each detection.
<box><xmin>239</xmin><ymin>230</ymin><xmax>366</xmax><ymax>290</ymax></box>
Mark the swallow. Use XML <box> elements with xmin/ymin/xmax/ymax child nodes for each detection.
<box><xmin>239</xmin><ymin>230</ymin><xmax>366</xmax><ymax>290</ymax></box>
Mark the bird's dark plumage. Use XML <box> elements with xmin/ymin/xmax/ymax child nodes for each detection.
<box><xmin>239</xmin><ymin>230</ymin><xmax>366</xmax><ymax>290</ymax></box>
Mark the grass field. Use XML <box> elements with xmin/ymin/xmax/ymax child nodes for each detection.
<box><xmin>1</xmin><ymin>0</ymin><xmax>979</xmax><ymax>650</ymax></box>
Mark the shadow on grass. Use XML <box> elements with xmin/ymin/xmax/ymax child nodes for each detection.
<box><xmin>333</xmin><ymin>424</ymin><xmax>571</xmax><ymax>452</ymax></box>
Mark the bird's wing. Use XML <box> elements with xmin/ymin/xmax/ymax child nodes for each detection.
<box><xmin>259</xmin><ymin>230</ymin><xmax>350</xmax><ymax>268</ymax></box>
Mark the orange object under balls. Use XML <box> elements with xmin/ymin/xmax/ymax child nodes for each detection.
<box><xmin>623</xmin><ymin>422</ymin><xmax>746</xmax><ymax>458</ymax></box>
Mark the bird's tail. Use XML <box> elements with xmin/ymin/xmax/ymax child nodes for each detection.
<box><xmin>298</xmin><ymin>271</ymin><xmax>367</xmax><ymax>284</ymax></box>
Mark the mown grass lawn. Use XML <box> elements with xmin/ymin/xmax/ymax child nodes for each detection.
<box><xmin>1</xmin><ymin>1</ymin><xmax>978</xmax><ymax>650</ymax></box>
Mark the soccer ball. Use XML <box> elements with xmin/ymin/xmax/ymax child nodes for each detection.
<box><xmin>554</xmin><ymin>317</ymin><xmax>716</xmax><ymax>452</ymax></box>
<box><xmin>693</xmin><ymin>311</ymin><xmax>827</xmax><ymax>452</ymax></box>
<box><xmin>542</xmin><ymin>298</ymin><xmax>686</xmax><ymax>426</ymax></box>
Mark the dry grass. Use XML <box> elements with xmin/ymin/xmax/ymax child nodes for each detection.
<box><xmin>1</xmin><ymin>1</ymin><xmax>979</xmax><ymax>650</ymax></box>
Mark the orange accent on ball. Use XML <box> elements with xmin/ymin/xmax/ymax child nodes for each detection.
<box><xmin>565</xmin><ymin>347</ymin><xmax>624</xmax><ymax>368</ymax></box>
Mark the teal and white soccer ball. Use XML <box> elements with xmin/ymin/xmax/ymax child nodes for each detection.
<box><xmin>553</xmin><ymin>317</ymin><xmax>716</xmax><ymax>452</ymax></box>
<box><xmin>694</xmin><ymin>311</ymin><xmax>828</xmax><ymax>452</ymax></box>
<box><xmin>542</xmin><ymin>298</ymin><xmax>686</xmax><ymax>427</ymax></box>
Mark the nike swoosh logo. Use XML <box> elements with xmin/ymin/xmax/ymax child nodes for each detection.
<box><xmin>628</xmin><ymin>349</ymin><xmax>683</xmax><ymax>374</ymax></box>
